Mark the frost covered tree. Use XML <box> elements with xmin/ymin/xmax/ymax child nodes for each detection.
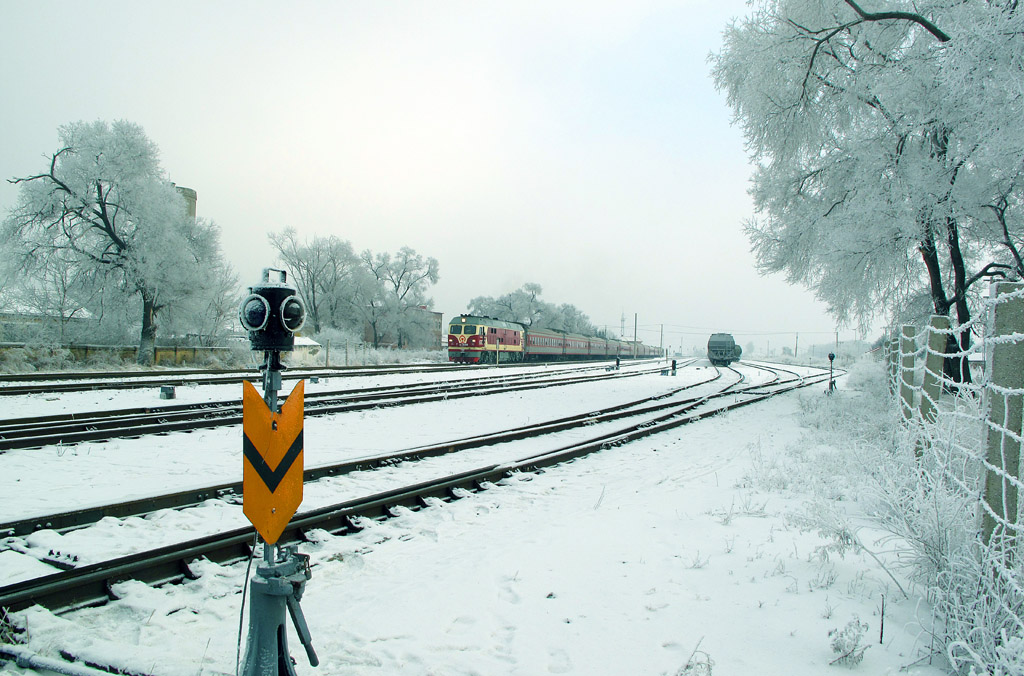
<box><xmin>0</xmin><ymin>245</ymin><xmax>99</xmax><ymax>344</ymax></box>
<box><xmin>354</xmin><ymin>247</ymin><xmax>440</xmax><ymax>348</ymax></box>
<box><xmin>468</xmin><ymin>285</ymin><xmax>600</xmax><ymax>335</ymax></box>
<box><xmin>268</xmin><ymin>227</ymin><xmax>362</xmax><ymax>334</ymax></box>
<box><xmin>158</xmin><ymin>231</ymin><xmax>238</xmax><ymax>347</ymax></box>
<box><xmin>469</xmin><ymin>283</ymin><xmax>549</xmax><ymax>326</ymax></box>
<box><xmin>268</xmin><ymin>233</ymin><xmax>440</xmax><ymax>348</ymax></box>
<box><xmin>2</xmin><ymin>120</ymin><xmax>230</xmax><ymax>364</ymax></box>
<box><xmin>711</xmin><ymin>0</ymin><xmax>1024</xmax><ymax>381</ymax></box>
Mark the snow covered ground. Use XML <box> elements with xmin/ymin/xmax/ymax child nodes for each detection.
<box><xmin>1</xmin><ymin>360</ymin><xmax>946</xmax><ymax>675</ymax></box>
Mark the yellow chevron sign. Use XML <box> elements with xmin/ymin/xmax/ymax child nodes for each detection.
<box><xmin>242</xmin><ymin>379</ymin><xmax>304</xmax><ymax>544</ymax></box>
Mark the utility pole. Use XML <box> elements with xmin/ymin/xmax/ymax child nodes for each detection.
<box><xmin>660</xmin><ymin>324</ymin><xmax>664</xmax><ymax>359</ymax></box>
<box><xmin>795</xmin><ymin>332</ymin><xmax>799</xmax><ymax>358</ymax></box>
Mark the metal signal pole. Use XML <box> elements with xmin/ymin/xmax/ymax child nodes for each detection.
<box><xmin>238</xmin><ymin>269</ymin><xmax>319</xmax><ymax>676</ymax></box>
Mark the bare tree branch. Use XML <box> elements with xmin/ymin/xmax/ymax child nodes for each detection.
<box><xmin>843</xmin><ymin>0</ymin><xmax>951</xmax><ymax>42</ymax></box>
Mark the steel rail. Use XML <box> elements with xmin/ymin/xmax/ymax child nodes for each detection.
<box><xmin>0</xmin><ymin>362</ymin><xmax>717</xmax><ymax>537</ymax></box>
<box><xmin>0</xmin><ymin>359</ymin><xmax>658</xmax><ymax>396</ymax></box>
<box><xmin>0</xmin><ymin>362</ymin><xmax>676</xmax><ymax>451</ymax></box>
<box><xmin>0</xmin><ymin>368</ymin><xmax>830</xmax><ymax>614</ymax></box>
<box><xmin>0</xmin><ymin>363</ymin><xmax>480</xmax><ymax>389</ymax></box>
<box><xmin>0</xmin><ymin>361</ymin><xmax>618</xmax><ymax>432</ymax></box>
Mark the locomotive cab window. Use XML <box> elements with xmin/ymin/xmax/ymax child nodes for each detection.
<box><xmin>449</xmin><ymin>326</ymin><xmax>461</xmax><ymax>334</ymax></box>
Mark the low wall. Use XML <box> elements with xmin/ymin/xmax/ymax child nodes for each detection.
<box><xmin>0</xmin><ymin>343</ymin><xmax>235</xmax><ymax>366</ymax></box>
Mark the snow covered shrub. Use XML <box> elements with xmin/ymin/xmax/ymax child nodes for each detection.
<box><xmin>741</xmin><ymin>440</ymin><xmax>791</xmax><ymax>491</ymax></box>
<box><xmin>829</xmin><ymin>617</ymin><xmax>870</xmax><ymax>666</ymax></box>
<box><xmin>21</xmin><ymin>345</ymin><xmax>74</xmax><ymax>372</ymax></box>
<box><xmin>940</xmin><ymin>535</ymin><xmax>1024</xmax><ymax>676</ymax></box>
<box><xmin>842</xmin><ymin>357</ymin><xmax>886</xmax><ymax>393</ymax></box>
<box><xmin>0</xmin><ymin>347</ymin><xmax>37</xmax><ymax>373</ymax></box>
<box><xmin>0</xmin><ymin>608</ymin><xmax>21</xmax><ymax>644</ymax></box>
<box><xmin>800</xmin><ymin>354</ymin><xmax>1024</xmax><ymax>675</ymax></box>
<box><xmin>675</xmin><ymin>638</ymin><xmax>714</xmax><ymax>676</ymax></box>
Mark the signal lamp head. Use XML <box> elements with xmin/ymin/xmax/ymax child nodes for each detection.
<box><xmin>239</xmin><ymin>294</ymin><xmax>271</xmax><ymax>332</ymax></box>
<box><xmin>280</xmin><ymin>295</ymin><xmax>305</xmax><ymax>333</ymax></box>
<box><xmin>239</xmin><ymin>268</ymin><xmax>306</xmax><ymax>352</ymax></box>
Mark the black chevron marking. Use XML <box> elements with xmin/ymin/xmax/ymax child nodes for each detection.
<box><xmin>243</xmin><ymin>430</ymin><xmax>304</xmax><ymax>493</ymax></box>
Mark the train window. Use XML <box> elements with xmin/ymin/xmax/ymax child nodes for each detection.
<box><xmin>449</xmin><ymin>326</ymin><xmax>461</xmax><ymax>335</ymax></box>
<box><xmin>463</xmin><ymin>325</ymin><xmax>477</xmax><ymax>334</ymax></box>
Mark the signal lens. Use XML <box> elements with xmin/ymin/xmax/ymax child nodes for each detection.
<box><xmin>280</xmin><ymin>296</ymin><xmax>306</xmax><ymax>333</ymax></box>
<box><xmin>239</xmin><ymin>294</ymin><xmax>270</xmax><ymax>331</ymax></box>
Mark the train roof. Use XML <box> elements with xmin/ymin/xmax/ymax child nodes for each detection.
<box><xmin>448</xmin><ymin>315</ymin><xmax>652</xmax><ymax>348</ymax></box>
<box><xmin>448</xmin><ymin>315</ymin><xmax>524</xmax><ymax>331</ymax></box>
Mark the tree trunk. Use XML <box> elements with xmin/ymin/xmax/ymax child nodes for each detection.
<box><xmin>946</xmin><ymin>217</ymin><xmax>973</xmax><ymax>384</ymax></box>
<box><xmin>920</xmin><ymin>227</ymin><xmax>950</xmax><ymax>316</ymax></box>
<box><xmin>138</xmin><ymin>289</ymin><xmax>157</xmax><ymax>366</ymax></box>
<box><xmin>919</xmin><ymin>227</ymin><xmax>966</xmax><ymax>385</ymax></box>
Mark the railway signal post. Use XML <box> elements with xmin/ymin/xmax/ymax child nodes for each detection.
<box><xmin>828</xmin><ymin>352</ymin><xmax>836</xmax><ymax>394</ymax></box>
<box><xmin>237</xmin><ymin>269</ymin><xmax>319</xmax><ymax>675</ymax></box>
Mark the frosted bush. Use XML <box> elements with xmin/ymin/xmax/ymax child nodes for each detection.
<box><xmin>675</xmin><ymin>638</ymin><xmax>714</xmax><ymax>676</ymax></box>
<box><xmin>799</xmin><ymin>356</ymin><xmax>1023</xmax><ymax>675</ymax></box>
<box><xmin>829</xmin><ymin>617</ymin><xmax>870</xmax><ymax>666</ymax></box>
<box><xmin>741</xmin><ymin>440</ymin><xmax>791</xmax><ymax>491</ymax></box>
<box><xmin>842</xmin><ymin>357</ymin><xmax>886</xmax><ymax>392</ymax></box>
<box><xmin>941</xmin><ymin>536</ymin><xmax>1024</xmax><ymax>676</ymax></box>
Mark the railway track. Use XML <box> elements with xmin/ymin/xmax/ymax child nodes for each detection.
<box><xmin>0</xmin><ymin>359</ymin><xmax>657</xmax><ymax>396</ymax></box>
<box><xmin>0</xmin><ymin>359</ymin><xmax>711</xmax><ymax>538</ymax></box>
<box><xmin>0</xmin><ymin>363</ymin><xmax>479</xmax><ymax>396</ymax></box>
<box><xmin>0</xmin><ymin>363</ymin><xmax>833</xmax><ymax>614</ymax></box>
<box><xmin>0</xmin><ymin>360</ymin><xmax>672</xmax><ymax>451</ymax></box>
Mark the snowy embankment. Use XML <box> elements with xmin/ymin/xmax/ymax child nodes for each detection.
<box><xmin>1</xmin><ymin>361</ymin><xmax>944</xmax><ymax>675</ymax></box>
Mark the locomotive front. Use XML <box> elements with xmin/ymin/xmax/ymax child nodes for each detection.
<box><xmin>448</xmin><ymin>314</ymin><xmax>524</xmax><ymax>364</ymax></box>
<box><xmin>448</xmin><ymin>316</ymin><xmax>486</xmax><ymax>363</ymax></box>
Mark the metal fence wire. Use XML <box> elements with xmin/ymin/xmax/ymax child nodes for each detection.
<box><xmin>887</xmin><ymin>282</ymin><xmax>1024</xmax><ymax>675</ymax></box>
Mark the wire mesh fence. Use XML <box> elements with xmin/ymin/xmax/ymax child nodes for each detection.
<box><xmin>886</xmin><ymin>282</ymin><xmax>1024</xmax><ymax>674</ymax></box>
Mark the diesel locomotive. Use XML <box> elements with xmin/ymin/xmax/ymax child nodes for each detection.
<box><xmin>448</xmin><ymin>314</ymin><xmax>660</xmax><ymax>364</ymax></box>
<box><xmin>707</xmin><ymin>333</ymin><xmax>742</xmax><ymax>366</ymax></box>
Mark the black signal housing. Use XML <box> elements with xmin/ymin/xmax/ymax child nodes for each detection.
<box><xmin>239</xmin><ymin>269</ymin><xmax>306</xmax><ymax>352</ymax></box>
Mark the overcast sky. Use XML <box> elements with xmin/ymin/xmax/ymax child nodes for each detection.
<box><xmin>0</xmin><ymin>1</ymin><xmax>864</xmax><ymax>353</ymax></box>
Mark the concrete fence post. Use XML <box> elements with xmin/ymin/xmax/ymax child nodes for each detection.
<box><xmin>899</xmin><ymin>325</ymin><xmax>916</xmax><ymax>423</ymax></box>
<box><xmin>921</xmin><ymin>315</ymin><xmax>951</xmax><ymax>425</ymax></box>
<box><xmin>983</xmin><ymin>282</ymin><xmax>1024</xmax><ymax>544</ymax></box>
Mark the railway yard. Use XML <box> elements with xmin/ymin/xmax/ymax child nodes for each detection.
<box><xmin>0</xmin><ymin>359</ymin><xmax>943</xmax><ymax>675</ymax></box>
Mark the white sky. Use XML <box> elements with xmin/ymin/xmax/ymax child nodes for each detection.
<box><xmin>0</xmin><ymin>1</ymin><xmax>863</xmax><ymax>353</ymax></box>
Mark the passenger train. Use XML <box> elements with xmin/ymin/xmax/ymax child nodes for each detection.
<box><xmin>448</xmin><ymin>314</ymin><xmax>661</xmax><ymax>364</ymax></box>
